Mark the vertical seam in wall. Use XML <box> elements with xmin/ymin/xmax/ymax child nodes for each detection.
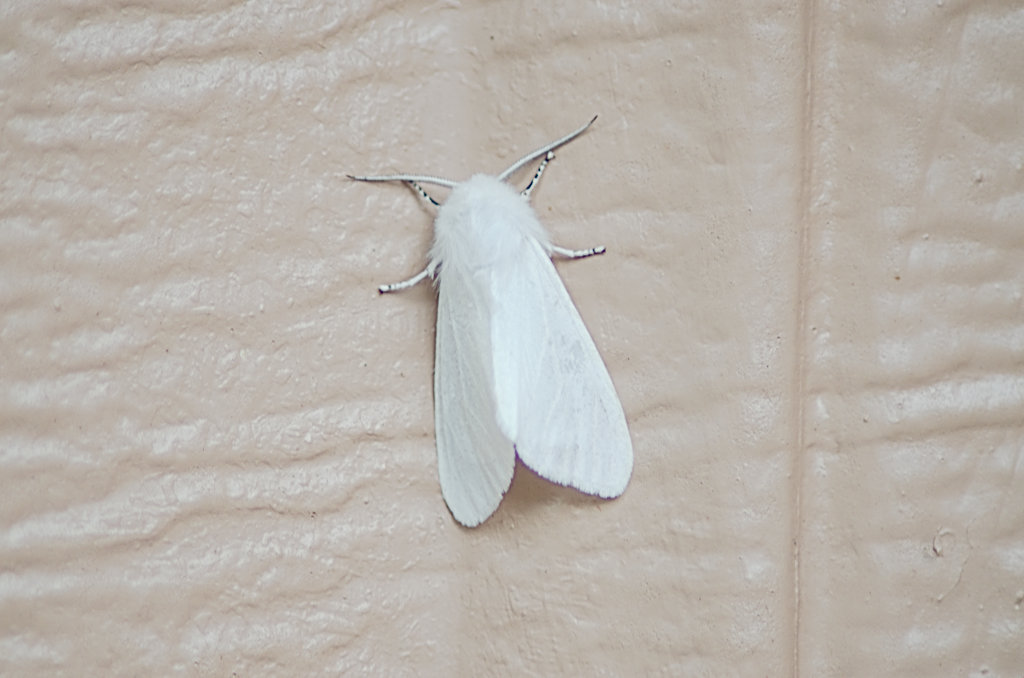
<box><xmin>793</xmin><ymin>0</ymin><xmax>817</xmax><ymax>676</ymax></box>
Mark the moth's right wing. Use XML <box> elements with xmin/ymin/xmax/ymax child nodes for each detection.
<box><xmin>491</xmin><ymin>238</ymin><xmax>633</xmax><ymax>498</ymax></box>
<box><xmin>434</xmin><ymin>267</ymin><xmax>516</xmax><ymax>527</ymax></box>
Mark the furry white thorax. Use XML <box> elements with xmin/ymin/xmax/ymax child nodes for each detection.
<box><xmin>427</xmin><ymin>174</ymin><xmax>551</xmax><ymax>279</ymax></box>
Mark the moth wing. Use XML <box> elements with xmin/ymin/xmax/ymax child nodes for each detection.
<box><xmin>492</xmin><ymin>238</ymin><xmax>633</xmax><ymax>497</ymax></box>
<box><xmin>434</xmin><ymin>267</ymin><xmax>516</xmax><ymax>526</ymax></box>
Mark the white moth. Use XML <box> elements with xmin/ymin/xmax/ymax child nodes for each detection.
<box><xmin>349</xmin><ymin>116</ymin><xmax>632</xmax><ymax>526</ymax></box>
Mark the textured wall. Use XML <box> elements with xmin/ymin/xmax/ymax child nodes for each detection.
<box><xmin>2</xmin><ymin>1</ymin><xmax>1022</xmax><ymax>676</ymax></box>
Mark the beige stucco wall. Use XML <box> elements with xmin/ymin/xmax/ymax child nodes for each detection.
<box><xmin>2</xmin><ymin>1</ymin><xmax>1021</xmax><ymax>675</ymax></box>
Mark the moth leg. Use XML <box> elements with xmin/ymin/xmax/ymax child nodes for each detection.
<box><xmin>407</xmin><ymin>180</ymin><xmax>440</xmax><ymax>207</ymax></box>
<box><xmin>551</xmin><ymin>244</ymin><xmax>606</xmax><ymax>259</ymax></box>
<box><xmin>521</xmin><ymin>151</ymin><xmax>555</xmax><ymax>200</ymax></box>
<box><xmin>379</xmin><ymin>267</ymin><xmax>430</xmax><ymax>294</ymax></box>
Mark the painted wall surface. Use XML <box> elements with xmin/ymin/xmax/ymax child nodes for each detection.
<box><xmin>2</xmin><ymin>2</ymin><xmax>1021</xmax><ymax>676</ymax></box>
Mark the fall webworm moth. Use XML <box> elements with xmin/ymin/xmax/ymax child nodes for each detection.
<box><xmin>349</xmin><ymin>116</ymin><xmax>632</xmax><ymax>526</ymax></box>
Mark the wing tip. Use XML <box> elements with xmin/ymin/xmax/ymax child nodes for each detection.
<box><xmin>575</xmin><ymin>468</ymin><xmax>633</xmax><ymax>499</ymax></box>
<box><xmin>440</xmin><ymin>463</ymin><xmax>514</xmax><ymax>528</ymax></box>
<box><xmin>446</xmin><ymin>495</ymin><xmax>502</xmax><ymax>528</ymax></box>
<box><xmin>523</xmin><ymin>453</ymin><xmax>633</xmax><ymax>500</ymax></box>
